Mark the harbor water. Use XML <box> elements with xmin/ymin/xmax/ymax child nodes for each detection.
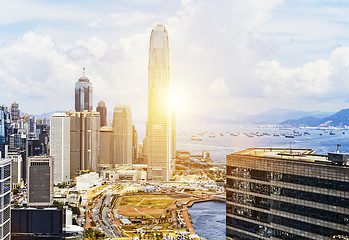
<box><xmin>187</xmin><ymin>201</ymin><xmax>226</xmax><ymax>240</ymax></box>
<box><xmin>178</xmin><ymin>124</ymin><xmax>349</xmax><ymax>239</ymax></box>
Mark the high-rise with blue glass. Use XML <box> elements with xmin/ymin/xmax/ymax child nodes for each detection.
<box><xmin>0</xmin><ymin>106</ymin><xmax>8</xmax><ymax>159</ymax></box>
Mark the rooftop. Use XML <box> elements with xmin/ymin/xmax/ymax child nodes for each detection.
<box><xmin>229</xmin><ymin>148</ymin><xmax>349</xmax><ymax>167</ymax></box>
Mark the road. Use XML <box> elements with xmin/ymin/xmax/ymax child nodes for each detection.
<box><xmin>92</xmin><ymin>190</ymin><xmax>126</xmax><ymax>238</ymax></box>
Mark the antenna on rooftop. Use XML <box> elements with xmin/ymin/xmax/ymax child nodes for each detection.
<box><xmin>336</xmin><ymin>144</ymin><xmax>341</xmax><ymax>153</ymax></box>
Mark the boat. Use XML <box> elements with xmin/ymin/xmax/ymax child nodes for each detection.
<box><xmin>329</xmin><ymin>131</ymin><xmax>335</xmax><ymax>135</ymax></box>
<box><xmin>285</xmin><ymin>134</ymin><xmax>295</xmax><ymax>138</ymax></box>
<box><xmin>191</xmin><ymin>137</ymin><xmax>203</xmax><ymax>141</ymax></box>
<box><xmin>209</xmin><ymin>135</ymin><xmax>215</xmax><ymax>138</ymax></box>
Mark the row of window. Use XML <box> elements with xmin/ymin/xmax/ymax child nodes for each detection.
<box><xmin>227</xmin><ymin>178</ymin><xmax>349</xmax><ymax>208</ymax></box>
<box><xmin>227</xmin><ymin>196</ymin><xmax>349</xmax><ymax>227</ymax></box>
<box><xmin>227</xmin><ymin>216</ymin><xmax>311</xmax><ymax>239</ymax></box>
<box><xmin>227</xmin><ymin>210</ymin><xmax>349</xmax><ymax>237</ymax></box>
<box><xmin>227</xmin><ymin>166</ymin><xmax>349</xmax><ymax>192</ymax></box>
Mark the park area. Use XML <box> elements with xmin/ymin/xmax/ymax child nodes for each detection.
<box><xmin>114</xmin><ymin>194</ymin><xmax>176</xmax><ymax>218</ymax></box>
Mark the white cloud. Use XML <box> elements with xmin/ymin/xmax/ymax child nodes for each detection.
<box><xmin>207</xmin><ymin>78</ymin><xmax>230</xmax><ymax>98</ymax></box>
<box><xmin>255</xmin><ymin>46</ymin><xmax>349</xmax><ymax>101</ymax></box>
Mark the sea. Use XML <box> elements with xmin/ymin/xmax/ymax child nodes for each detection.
<box><xmin>177</xmin><ymin>123</ymin><xmax>349</xmax><ymax>239</ymax></box>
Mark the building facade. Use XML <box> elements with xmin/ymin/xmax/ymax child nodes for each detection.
<box><xmin>67</xmin><ymin>111</ymin><xmax>100</xmax><ymax>176</ymax></box>
<box><xmin>113</xmin><ymin>104</ymin><xmax>133</xmax><ymax>165</ymax></box>
<box><xmin>96</xmin><ymin>100</ymin><xmax>107</xmax><ymax>127</ymax></box>
<box><xmin>75</xmin><ymin>68</ymin><xmax>93</xmax><ymax>112</ymax></box>
<box><xmin>99</xmin><ymin>126</ymin><xmax>113</xmax><ymax>168</ymax></box>
<box><xmin>11</xmin><ymin>208</ymin><xmax>65</xmax><ymax>239</ymax></box>
<box><xmin>27</xmin><ymin>156</ymin><xmax>53</xmax><ymax>207</ymax></box>
<box><xmin>10</xmin><ymin>101</ymin><xmax>19</xmax><ymax>123</ymax></box>
<box><xmin>226</xmin><ymin>148</ymin><xmax>349</xmax><ymax>239</ymax></box>
<box><xmin>145</xmin><ymin>24</ymin><xmax>175</xmax><ymax>181</ymax></box>
<box><xmin>0</xmin><ymin>158</ymin><xmax>11</xmax><ymax>240</ymax></box>
<box><xmin>50</xmin><ymin>113</ymin><xmax>70</xmax><ymax>183</ymax></box>
<box><xmin>0</xmin><ymin>107</ymin><xmax>7</xmax><ymax>158</ymax></box>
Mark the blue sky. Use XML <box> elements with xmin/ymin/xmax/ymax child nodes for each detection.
<box><xmin>1</xmin><ymin>0</ymin><xmax>349</xmax><ymax>123</ymax></box>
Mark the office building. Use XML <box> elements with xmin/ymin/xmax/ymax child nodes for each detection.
<box><xmin>8</xmin><ymin>150</ymin><xmax>22</xmax><ymax>187</ymax></box>
<box><xmin>50</xmin><ymin>113</ymin><xmax>70</xmax><ymax>183</ymax></box>
<box><xmin>226</xmin><ymin>148</ymin><xmax>349</xmax><ymax>239</ymax></box>
<box><xmin>11</xmin><ymin>101</ymin><xmax>20</xmax><ymax>123</ymax></box>
<box><xmin>99</xmin><ymin>126</ymin><xmax>113</xmax><ymax>168</ymax></box>
<box><xmin>0</xmin><ymin>106</ymin><xmax>7</xmax><ymax>158</ymax></box>
<box><xmin>67</xmin><ymin>111</ymin><xmax>100</xmax><ymax>176</ymax></box>
<box><xmin>96</xmin><ymin>100</ymin><xmax>107</xmax><ymax>127</ymax></box>
<box><xmin>146</xmin><ymin>24</ymin><xmax>175</xmax><ymax>181</ymax></box>
<box><xmin>27</xmin><ymin>115</ymin><xmax>36</xmax><ymax>139</ymax></box>
<box><xmin>113</xmin><ymin>104</ymin><xmax>133</xmax><ymax>165</ymax></box>
<box><xmin>0</xmin><ymin>158</ymin><xmax>11</xmax><ymax>240</ymax></box>
<box><xmin>75</xmin><ymin>68</ymin><xmax>93</xmax><ymax>112</ymax></box>
<box><xmin>36</xmin><ymin>117</ymin><xmax>50</xmax><ymax>155</ymax></box>
<box><xmin>27</xmin><ymin>139</ymin><xmax>42</xmax><ymax>157</ymax></box>
<box><xmin>11</xmin><ymin>208</ymin><xmax>65</xmax><ymax>239</ymax></box>
<box><xmin>27</xmin><ymin>156</ymin><xmax>53</xmax><ymax>207</ymax></box>
<box><xmin>132</xmin><ymin>125</ymin><xmax>138</xmax><ymax>163</ymax></box>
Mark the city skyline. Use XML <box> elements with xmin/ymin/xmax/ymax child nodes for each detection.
<box><xmin>1</xmin><ymin>1</ymin><xmax>349</xmax><ymax>124</ymax></box>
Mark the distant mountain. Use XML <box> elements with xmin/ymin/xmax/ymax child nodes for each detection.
<box><xmin>281</xmin><ymin>109</ymin><xmax>349</xmax><ymax>127</ymax></box>
<box><xmin>281</xmin><ymin>116</ymin><xmax>322</xmax><ymax>127</ymax></box>
<box><xmin>35</xmin><ymin>111</ymin><xmax>66</xmax><ymax>119</ymax></box>
<box><xmin>319</xmin><ymin>109</ymin><xmax>349</xmax><ymax>127</ymax></box>
<box><xmin>235</xmin><ymin>109</ymin><xmax>331</xmax><ymax>124</ymax></box>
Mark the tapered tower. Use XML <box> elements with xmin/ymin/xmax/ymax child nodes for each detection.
<box><xmin>75</xmin><ymin>68</ymin><xmax>93</xmax><ymax>111</ymax></box>
<box><xmin>145</xmin><ymin>24</ymin><xmax>175</xmax><ymax>181</ymax></box>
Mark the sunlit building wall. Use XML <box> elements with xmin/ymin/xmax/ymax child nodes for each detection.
<box><xmin>146</xmin><ymin>24</ymin><xmax>175</xmax><ymax>181</ymax></box>
<box><xmin>50</xmin><ymin>113</ymin><xmax>70</xmax><ymax>184</ymax></box>
<box><xmin>132</xmin><ymin>125</ymin><xmax>138</xmax><ymax>163</ymax></box>
<box><xmin>113</xmin><ymin>104</ymin><xmax>133</xmax><ymax>165</ymax></box>
<box><xmin>96</xmin><ymin>100</ymin><xmax>107</xmax><ymax>127</ymax></box>
<box><xmin>226</xmin><ymin>148</ymin><xmax>349</xmax><ymax>239</ymax></box>
<box><xmin>67</xmin><ymin>111</ymin><xmax>100</xmax><ymax>176</ymax></box>
<box><xmin>99</xmin><ymin>126</ymin><xmax>113</xmax><ymax>168</ymax></box>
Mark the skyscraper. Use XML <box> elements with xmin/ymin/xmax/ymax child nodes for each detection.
<box><xmin>96</xmin><ymin>100</ymin><xmax>107</xmax><ymax>127</ymax></box>
<box><xmin>11</xmin><ymin>101</ymin><xmax>20</xmax><ymax>123</ymax></box>
<box><xmin>75</xmin><ymin>68</ymin><xmax>93</xmax><ymax>112</ymax></box>
<box><xmin>27</xmin><ymin>156</ymin><xmax>53</xmax><ymax>207</ymax></box>
<box><xmin>67</xmin><ymin>111</ymin><xmax>100</xmax><ymax>176</ymax></box>
<box><xmin>226</xmin><ymin>148</ymin><xmax>349</xmax><ymax>239</ymax></box>
<box><xmin>50</xmin><ymin>113</ymin><xmax>70</xmax><ymax>184</ymax></box>
<box><xmin>113</xmin><ymin>104</ymin><xmax>133</xmax><ymax>165</ymax></box>
<box><xmin>0</xmin><ymin>158</ymin><xmax>11</xmax><ymax>240</ymax></box>
<box><xmin>146</xmin><ymin>24</ymin><xmax>175</xmax><ymax>181</ymax></box>
<box><xmin>0</xmin><ymin>106</ymin><xmax>7</xmax><ymax>158</ymax></box>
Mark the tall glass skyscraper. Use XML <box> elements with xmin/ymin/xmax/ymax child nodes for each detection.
<box><xmin>75</xmin><ymin>68</ymin><xmax>93</xmax><ymax>112</ymax></box>
<box><xmin>146</xmin><ymin>24</ymin><xmax>175</xmax><ymax>181</ymax></box>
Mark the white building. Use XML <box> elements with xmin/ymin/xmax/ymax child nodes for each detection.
<box><xmin>7</xmin><ymin>151</ymin><xmax>22</xmax><ymax>187</ymax></box>
<box><xmin>76</xmin><ymin>172</ymin><xmax>102</xmax><ymax>191</ymax></box>
<box><xmin>50</xmin><ymin>113</ymin><xmax>70</xmax><ymax>184</ymax></box>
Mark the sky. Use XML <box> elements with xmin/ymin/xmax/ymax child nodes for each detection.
<box><xmin>1</xmin><ymin>0</ymin><xmax>349</xmax><ymax>125</ymax></box>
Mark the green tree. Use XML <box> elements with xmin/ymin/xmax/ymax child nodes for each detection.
<box><xmin>12</xmin><ymin>188</ymin><xmax>19</xmax><ymax>195</ymax></box>
<box><xmin>83</xmin><ymin>227</ymin><xmax>106</xmax><ymax>239</ymax></box>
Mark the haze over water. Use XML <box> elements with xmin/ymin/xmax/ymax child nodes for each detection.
<box><xmin>177</xmin><ymin>124</ymin><xmax>349</xmax><ymax>162</ymax></box>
